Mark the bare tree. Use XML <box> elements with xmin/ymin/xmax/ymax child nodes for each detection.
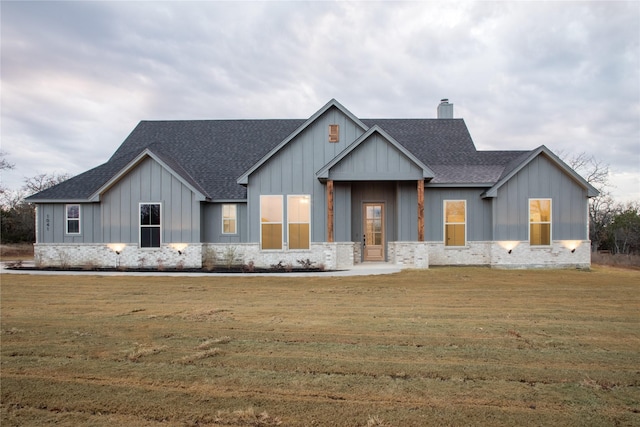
<box><xmin>1</xmin><ymin>172</ymin><xmax>72</xmax><ymax>243</ymax></box>
<box><xmin>23</xmin><ymin>172</ymin><xmax>72</xmax><ymax>197</ymax></box>
<box><xmin>0</xmin><ymin>151</ymin><xmax>15</xmax><ymax>197</ymax></box>
<box><xmin>560</xmin><ymin>151</ymin><xmax>613</xmax><ymax>251</ymax></box>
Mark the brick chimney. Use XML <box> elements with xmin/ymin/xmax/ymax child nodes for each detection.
<box><xmin>437</xmin><ymin>99</ymin><xmax>453</xmax><ymax>119</ymax></box>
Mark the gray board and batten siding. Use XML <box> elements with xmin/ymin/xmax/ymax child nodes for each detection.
<box><xmin>100</xmin><ymin>156</ymin><xmax>201</xmax><ymax>244</ymax></box>
<box><xmin>492</xmin><ymin>153</ymin><xmax>589</xmax><ymax>241</ymax></box>
<box><xmin>37</xmin><ymin>203</ymin><xmax>101</xmax><ymax>244</ymax></box>
<box><xmin>245</xmin><ymin>106</ymin><xmax>366</xmax><ymax>244</ymax></box>
<box><xmin>424</xmin><ymin>188</ymin><xmax>493</xmax><ymax>242</ymax></box>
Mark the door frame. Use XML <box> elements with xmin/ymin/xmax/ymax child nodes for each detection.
<box><xmin>362</xmin><ymin>202</ymin><xmax>385</xmax><ymax>262</ymax></box>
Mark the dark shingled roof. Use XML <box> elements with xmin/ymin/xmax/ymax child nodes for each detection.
<box><xmin>26</xmin><ymin>118</ymin><xmax>530</xmax><ymax>201</ymax></box>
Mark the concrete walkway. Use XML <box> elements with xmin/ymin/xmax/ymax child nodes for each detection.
<box><xmin>1</xmin><ymin>261</ymin><xmax>402</xmax><ymax>277</ymax></box>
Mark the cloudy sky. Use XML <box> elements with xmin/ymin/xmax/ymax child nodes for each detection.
<box><xmin>2</xmin><ymin>1</ymin><xmax>639</xmax><ymax>202</ymax></box>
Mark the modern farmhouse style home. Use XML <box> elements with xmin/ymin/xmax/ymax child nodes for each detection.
<box><xmin>26</xmin><ymin>99</ymin><xmax>598</xmax><ymax>270</ymax></box>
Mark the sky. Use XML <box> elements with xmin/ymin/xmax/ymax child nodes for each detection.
<box><xmin>2</xmin><ymin>1</ymin><xmax>639</xmax><ymax>202</ymax></box>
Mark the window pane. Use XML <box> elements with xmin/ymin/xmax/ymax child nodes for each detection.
<box><xmin>446</xmin><ymin>201</ymin><xmax>465</xmax><ymax>223</ymax></box>
<box><xmin>150</xmin><ymin>204</ymin><xmax>160</xmax><ymax>225</ymax></box>
<box><xmin>67</xmin><ymin>205</ymin><xmax>79</xmax><ymax>219</ymax></box>
<box><xmin>288</xmin><ymin>224</ymin><xmax>310</xmax><ymax>249</ymax></box>
<box><xmin>262</xmin><ymin>224</ymin><xmax>282</xmax><ymax>249</ymax></box>
<box><xmin>530</xmin><ymin>224</ymin><xmax>551</xmax><ymax>246</ymax></box>
<box><xmin>222</xmin><ymin>204</ymin><xmax>237</xmax><ymax>234</ymax></box>
<box><xmin>141</xmin><ymin>227</ymin><xmax>160</xmax><ymax>248</ymax></box>
<box><xmin>223</xmin><ymin>219</ymin><xmax>236</xmax><ymax>234</ymax></box>
<box><xmin>530</xmin><ymin>199</ymin><xmax>551</xmax><ymax>223</ymax></box>
<box><xmin>288</xmin><ymin>196</ymin><xmax>310</xmax><ymax>222</ymax></box>
<box><xmin>261</xmin><ymin>196</ymin><xmax>282</xmax><ymax>223</ymax></box>
<box><xmin>67</xmin><ymin>220</ymin><xmax>79</xmax><ymax>234</ymax></box>
<box><xmin>446</xmin><ymin>224</ymin><xmax>465</xmax><ymax>246</ymax></box>
<box><xmin>140</xmin><ymin>205</ymin><xmax>150</xmax><ymax>225</ymax></box>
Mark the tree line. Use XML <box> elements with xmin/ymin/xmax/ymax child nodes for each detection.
<box><xmin>1</xmin><ymin>152</ymin><xmax>638</xmax><ymax>254</ymax></box>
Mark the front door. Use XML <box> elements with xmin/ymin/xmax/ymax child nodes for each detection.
<box><xmin>363</xmin><ymin>203</ymin><xmax>385</xmax><ymax>261</ymax></box>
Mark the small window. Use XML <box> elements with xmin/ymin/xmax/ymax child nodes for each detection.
<box><xmin>444</xmin><ymin>200</ymin><xmax>466</xmax><ymax>246</ymax></box>
<box><xmin>140</xmin><ymin>203</ymin><xmax>161</xmax><ymax>248</ymax></box>
<box><xmin>222</xmin><ymin>204</ymin><xmax>237</xmax><ymax>234</ymax></box>
<box><xmin>288</xmin><ymin>195</ymin><xmax>310</xmax><ymax>250</ymax></box>
<box><xmin>260</xmin><ymin>196</ymin><xmax>283</xmax><ymax>250</ymax></box>
<box><xmin>66</xmin><ymin>204</ymin><xmax>80</xmax><ymax>234</ymax></box>
<box><xmin>329</xmin><ymin>124</ymin><xmax>339</xmax><ymax>143</ymax></box>
<box><xmin>530</xmin><ymin>199</ymin><xmax>551</xmax><ymax>246</ymax></box>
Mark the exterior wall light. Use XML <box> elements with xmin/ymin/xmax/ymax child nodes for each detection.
<box><xmin>107</xmin><ymin>243</ymin><xmax>125</xmax><ymax>254</ymax></box>
<box><xmin>170</xmin><ymin>243</ymin><xmax>188</xmax><ymax>255</ymax></box>
<box><xmin>561</xmin><ymin>241</ymin><xmax>581</xmax><ymax>253</ymax></box>
<box><xmin>498</xmin><ymin>241</ymin><xmax>519</xmax><ymax>254</ymax></box>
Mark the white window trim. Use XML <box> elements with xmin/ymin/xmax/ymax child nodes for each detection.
<box><xmin>443</xmin><ymin>200</ymin><xmax>466</xmax><ymax>247</ymax></box>
<box><xmin>221</xmin><ymin>204</ymin><xmax>237</xmax><ymax>235</ymax></box>
<box><xmin>65</xmin><ymin>204</ymin><xmax>81</xmax><ymax>235</ymax></box>
<box><xmin>260</xmin><ymin>195</ymin><xmax>283</xmax><ymax>250</ymax></box>
<box><xmin>528</xmin><ymin>198</ymin><xmax>552</xmax><ymax>246</ymax></box>
<box><xmin>139</xmin><ymin>202</ymin><xmax>162</xmax><ymax>248</ymax></box>
<box><xmin>287</xmin><ymin>194</ymin><xmax>311</xmax><ymax>250</ymax></box>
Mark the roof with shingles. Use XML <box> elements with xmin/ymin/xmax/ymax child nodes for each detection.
<box><xmin>25</xmin><ymin>116</ymin><xmax>538</xmax><ymax>201</ymax></box>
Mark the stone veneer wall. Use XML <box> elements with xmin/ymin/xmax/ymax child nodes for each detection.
<box><xmin>201</xmin><ymin>242</ymin><xmax>357</xmax><ymax>271</ymax></box>
<box><xmin>388</xmin><ymin>242</ymin><xmax>429</xmax><ymax>268</ymax></box>
<box><xmin>32</xmin><ymin>240</ymin><xmax>590</xmax><ymax>270</ymax></box>
<box><xmin>427</xmin><ymin>240</ymin><xmax>591</xmax><ymax>269</ymax></box>
<box><xmin>489</xmin><ymin>240</ymin><xmax>591</xmax><ymax>269</ymax></box>
<box><xmin>33</xmin><ymin>243</ymin><xmax>203</xmax><ymax>269</ymax></box>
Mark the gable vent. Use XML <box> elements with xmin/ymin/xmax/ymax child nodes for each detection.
<box><xmin>329</xmin><ymin>124</ymin><xmax>339</xmax><ymax>143</ymax></box>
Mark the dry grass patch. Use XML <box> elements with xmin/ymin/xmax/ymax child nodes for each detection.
<box><xmin>2</xmin><ymin>267</ymin><xmax>639</xmax><ymax>426</ymax></box>
<box><xmin>214</xmin><ymin>407</ymin><xmax>282</xmax><ymax>426</ymax></box>
<box><xmin>126</xmin><ymin>344</ymin><xmax>168</xmax><ymax>362</ymax></box>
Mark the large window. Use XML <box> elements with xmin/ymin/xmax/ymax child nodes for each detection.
<box><xmin>66</xmin><ymin>204</ymin><xmax>80</xmax><ymax>234</ymax></box>
<box><xmin>444</xmin><ymin>200</ymin><xmax>466</xmax><ymax>246</ymax></box>
<box><xmin>530</xmin><ymin>199</ymin><xmax>551</xmax><ymax>246</ymax></box>
<box><xmin>140</xmin><ymin>203</ymin><xmax>161</xmax><ymax>248</ymax></box>
<box><xmin>288</xmin><ymin>195</ymin><xmax>310</xmax><ymax>249</ymax></box>
<box><xmin>261</xmin><ymin>196</ymin><xmax>283</xmax><ymax>250</ymax></box>
<box><xmin>222</xmin><ymin>204</ymin><xmax>237</xmax><ymax>234</ymax></box>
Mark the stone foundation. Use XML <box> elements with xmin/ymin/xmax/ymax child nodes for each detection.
<box><xmin>32</xmin><ymin>240</ymin><xmax>590</xmax><ymax>270</ymax></box>
<box><xmin>201</xmin><ymin>242</ymin><xmax>357</xmax><ymax>271</ymax></box>
<box><xmin>388</xmin><ymin>242</ymin><xmax>429</xmax><ymax>268</ymax></box>
<box><xmin>426</xmin><ymin>240</ymin><xmax>591</xmax><ymax>269</ymax></box>
<box><xmin>34</xmin><ymin>243</ymin><xmax>203</xmax><ymax>269</ymax></box>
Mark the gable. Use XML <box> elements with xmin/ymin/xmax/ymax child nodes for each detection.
<box><xmin>237</xmin><ymin>99</ymin><xmax>368</xmax><ymax>185</ymax></box>
<box><xmin>317</xmin><ymin>126</ymin><xmax>434</xmax><ymax>181</ymax></box>
<box><xmin>482</xmin><ymin>146</ymin><xmax>599</xmax><ymax>198</ymax></box>
<box><xmin>89</xmin><ymin>149</ymin><xmax>208</xmax><ymax>202</ymax></box>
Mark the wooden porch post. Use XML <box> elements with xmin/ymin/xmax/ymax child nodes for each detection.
<box><xmin>327</xmin><ymin>180</ymin><xmax>334</xmax><ymax>243</ymax></box>
<box><xmin>417</xmin><ymin>179</ymin><xmax>424</xmax><ymax>241</ymax></box>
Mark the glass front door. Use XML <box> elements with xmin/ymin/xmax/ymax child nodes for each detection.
<box><xmin>363</xmin><ymin>203</ymin><xmax>385</xmax><ymax>261</ymax></box>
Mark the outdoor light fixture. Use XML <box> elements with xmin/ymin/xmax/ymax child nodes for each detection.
<box><xmin>498</xmin><ymin>241</ymin><xmax>519</xmax><ymax>254</ymax></box>
<box><xmin>107</xmin><ymin>244</ymin><xmax>125</xmax><ymax>268</ymax></box>
<box><xmin>561</xmin><ymin>241</ymin><xmax>580</xmax><ymax>254</ymax></box>
<box><xmin>107</xmin><ymin>243</ymin><xmax>125</xmax><ymax>254</ymax></box>
<box><xmin>170</xmin><ymin>243</ymin><xmax>188</xmax><ymax>255</ymax></box>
